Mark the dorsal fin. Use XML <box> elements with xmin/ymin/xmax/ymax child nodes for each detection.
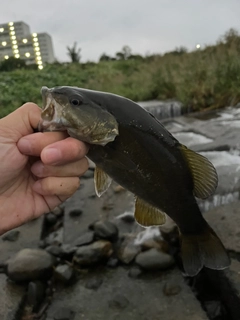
<box><xmin>134</xmin><ymin>197</ymin><xmax>166</xmax><ymax>227</ymax></box>
<box><xmin>94</xmin><ymin>167</ymin><xmax>112</xmax><ymax>197</ymax></box>
<box><xmin>180</xmin><ymin>145</ymin><xmax>218</xmax><ymax>199</ymax></box>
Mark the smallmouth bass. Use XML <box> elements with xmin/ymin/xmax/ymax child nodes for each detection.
<box><xmin>38</xmin><ymin>86</ymin><xmax>230</xmax><ymax>276</ymax></box>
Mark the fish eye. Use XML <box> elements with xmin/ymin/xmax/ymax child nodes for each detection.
<box><xmin>71</xmin><ymin>99</ymin><xmax>82</xmax><ymax>106</ymax></box>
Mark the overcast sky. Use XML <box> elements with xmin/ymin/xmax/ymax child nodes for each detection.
<box><xmin>1</xmin><ymin>0</ymin><xmax>240</xmax><ymax>62</ymax></box>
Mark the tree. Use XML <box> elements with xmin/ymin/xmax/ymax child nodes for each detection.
<box><xmin>99</xmin><ymin>53</ymin><xmax>111</xmax><ymax>62</ymax></box>
<box><xmin>0</xmin><ymin>57</ymin><xmax>26</xmax><ymax>72</ymax></box>
<box><xmin>67</xmin><ymin>42</ymin><xmax>81</xmax><ymax>63</ymax></box>
<box><xmin>115</xmin><ymin>45</ymin><xmax>132</xmax><ymax>60</ymax></box>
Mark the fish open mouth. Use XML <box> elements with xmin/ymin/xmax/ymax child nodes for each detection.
<box><xmin>38</xmin><ymin>95</ymin><xmax>67</xmax><ymax>132</ymax></box>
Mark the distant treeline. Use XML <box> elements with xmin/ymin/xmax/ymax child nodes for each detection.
<box><xmin>0</xmin><ymin>29</ymin><xmax>240</xmax><ymax>118</ymax></box>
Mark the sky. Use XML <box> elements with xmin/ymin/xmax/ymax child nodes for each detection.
<box><xmin>1</xmin><ymin>0</ymin><xmax>240</xmax><ymax>62</ymax></box>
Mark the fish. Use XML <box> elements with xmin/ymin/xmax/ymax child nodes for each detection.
<box><xmin>38</xmin><ymin>86</ymin><xmax>230</xmax><ymax>276</ymax></box>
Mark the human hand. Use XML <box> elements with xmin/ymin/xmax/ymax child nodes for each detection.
<box><xmin>0</xmin><ymin>103</ymin><xmax>89</xmax><ymax>235</ymax></box>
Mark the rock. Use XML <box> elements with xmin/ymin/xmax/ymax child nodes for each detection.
<box><xmin>54</xmin><ymin>264</ymin><xmax>74</xmax><ymax>284</ymax></box>
<box><xmin>82</xmin><ymin>170</ymin><xmax>94</xmax><ymax>179</ymax></box>
<box><xmin>7</xmin><ymin>248</ymin><xmax>55</xmax><ymax>282</ymax></box>
<box><xmin>52</xmin><ymin>307</ymin><xmax>75</xmax><ymax>320</ymax></box>
<box><xmin>27</xmin><ymin>281</ymin><xmax>46</xmax><ymax>312</ymax></box>
<box><xmin>69</xmin><ymin>209</ymin><xmax>83</xmax><ymax>218</ymax></box>
<box><xmin>114</xmin><ymin>185</ymin><xmax>125</xmax><ymax>193</ymax></box>
<box><xmin>73</xmin><ymin>241</ymin><xmax>113</xmax><ymax>266</ymax></box>
<box><xmin>135</xmin><ymin>249</ymin><xmax>175</xmax><ymax>270</ymax></box>
<box><xmin>141</xmin><ymin>238</ymin><xmax>169</xmax><ymax>252</ymax></box>
<box><xmin>128</xmin><ymin>266</ymin><xmax>142</xmax><ymax>279</ymax></box>
<box><xmin>119</xmin><ymin>213</ymin><xmax>135</xmax><ymax>223</ymax></box>
<box><xmin>72</xmin><ymin>231</ymin><xmax>94</xmax><ymax>247</ymax></box>
<box><xmin>204</xmin><ymin>301</ymin><xmax>222</xmax><ymax>319</ymax></box>
<box><xmin>85</xmin><ymin>278</ymin><xmax>103</xmax><ymax>290</ymax></box>
<box><xmin>102</xmin><ymin>203</ymin><xmax>114</xmax><ymax>211</ymax></box>
<box><xmin>45</xmin><ymin>228</ymin><xmax>63</xmax><ymax>246</ymax></box>
<box><xmin>46</xmin><ymin>245</ymin><xmax>62</xmax><ymax>257</ymax></box>
<box><xmin>60</xmin><ymin>245</ymin><xmax>77</xmax><ymax>259</ymax></box>
<box><xmin>38</xmin><ymin>240</ymin><xmax>47</xmax><ymax>249</ymax></box>
<box><xmin>46</xmin><ymin>213</ymin><xmax>58</xmax><ymax>225</ymax></box>
<box><xmin>52</xmin><ymin>206</ymin><xmax>64</xmax><ymax>218</ymax></box>
<box><xmin>163</xmin><ymin>282</ymin><xmax>181</xmax><ymax>296</ymax></box>
<box><xmin>108</xmin><ymin>294</ymin><xmax>129</xmax><ymax>309</ymax></box>
<box><xmin>107</xmin><ymin>258</ymin><xmax>119</xmax><ymax>268</ymax></box>
<box><xmin>93</xmin><ymin>220</ymin><xmax>118</xmax><ymax>241</ymax></box>
<box><xmin>118</xmin><ymin>239</ymin><xmax>141</xmax><ymax>264</ymax></box>
<box><xmin>2</xmin><ymin>230</ymin><xmax>20</xmax><ymax>242</ymax></box>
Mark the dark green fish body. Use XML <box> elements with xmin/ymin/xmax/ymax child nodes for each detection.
<box><xmin>39</xmin><ymin>86</ymin><xmax>230</xmax><ymax>276</ymax></box>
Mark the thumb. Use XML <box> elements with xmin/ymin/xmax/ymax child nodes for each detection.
<box><xmin>0</xmin><ymin>103</ymin><xmax>42</xmax><ymax>137</ymax></box>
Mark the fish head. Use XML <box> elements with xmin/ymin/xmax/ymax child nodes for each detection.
<box><xmin>38</xmin><ymin>86</ymin><xmax>119</xmax><ymax>146</ymax></box>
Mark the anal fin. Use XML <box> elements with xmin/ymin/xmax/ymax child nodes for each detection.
<box><xmin>134</xmin><ymin>197</ymin><xmax>166</xmax><ymax>227</ymax></box>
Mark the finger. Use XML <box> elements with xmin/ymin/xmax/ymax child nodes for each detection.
<box><xmin>18</xmin><ymin>131</ymin><xmax>69</xmax><ymax>156</ymax></box>
<box><xmin>33</xmin><ymin>177</ymin><xmax>80</xmax><ymax>198</ymax></box>
<box><xmin>31</xmin><ymin>157</ymin><xmax>89</xmax><ymax>178</ymax></box>
<box><xmin>0</xmin><ymin>103</ymin><xmax>41</xmax><ymax>136</ymax></box>
<box><xmin>41</xmin><ymin>137</ymin><xmax>89</xmax><ymax>165</ymax></box>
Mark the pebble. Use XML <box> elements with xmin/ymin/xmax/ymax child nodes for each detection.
<box><xmin>85</xmin><ymin>278</ymin><xmax>103</xmax><ymax>290</ymax></box>
<box><xmin>73</xmin><ymin>240</ymin><xmax>113</xmax><ymax>266</ymax></box>
<box><xmin>52</xmin><ymin>206</ymin><xmax>64</xmax><ymax>218</ymax></box>
<box><xmin>7</xmin><ymin>248</ymin><xmax>55</xmax><ymax>282</ymax></box>
<box><xmin>128</xmin><ymin>267</ymin><xmax>142</xmax><ymax>279</ymax></box>
<box><xmin>52</xmin><ymin>307</ymin><xmax>75</xmax><ymax>320</ymax></box>
<box><xmin>82</xmin><ymin>170</ymin><xmax>94</xmax><ymax>179</ymax></box>
<box><xmin>141</xmin><ymin>238</ymin><xmax>169</xmax><ymax>253</ymax></box>
<box><xmin>118</xmin><ymin>240</ymin><xmax>141</xmax><ymax>264</ymax></box>
<box><xmin>46</xmin><ymin>213</ymin><xmax>58</xmax><ymax>225</ymax></box>
<box><xmin>69</xmin><ymin>209</ymin><xmax>83</xmax><ymax>218</ymax></box>
<box><xmin>109</xmin><ymin>294</ymin><xmax>129</xmax><ymax>309</ymax></box>
<box><xmin>2</xmin><ymin>230</ymin><xmax>20</xmax><ymax>242</ymax></box>
<box><xmin>54</xmin><ymin>264</ymin><xmax>74</xmax><ymax>284</ymax></box>
<box><xmin>107</xmin><ymin>258</ymin><xmax>119</xmax><ymax>268</ymax></box>
<box><xmin>27</xmin><ymin>281</ymin><xmax>46</xmax><ymax>311</ymax></box>
<box><xmin>135</xmin><ymin>248</ymin><xmax>175</xmax><ymax>270</ymax></box>
<box><xmin>46</xmin><ymin>245</ymin><xmax>62</xmax><ymax>257</ymax></box>
<box><xmin>205</xmin><ymin>300</ymin><xmax>222</xmax><ymax>318</ymax></box>
<box><xmin>72</xmin><ymin>231</ymin><xmax>94</xmax><ymax>247</ymax></box>
<box><xmin>163</xmin><ymin>282</ymin><xmax>181</xmax><ymax>296</ymax></box>
<box><xmin>38</xmin><ymin>240</ymin><xmax>47</xmax><ymax>249</ymax></box>
<box><xmin>45</xmin><ymin>228</ymin><xmax>63</xmax><ymax>246</ymax></box>
<box><xmin>93</xmin><ymin>220</ymin><xmax>118</xmax><ymax>241</ymax></box>
<box><xmin>119</xmin><ymin>214</ymin><xmax>135</xmax><ymax>223</ymax></box>
<box><xmin>60</xmin><ymin>244</ymin><xmax>77</xmax><ymax>259</ymax></box>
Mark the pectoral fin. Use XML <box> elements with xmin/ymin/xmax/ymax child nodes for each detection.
<box><xmin>180</xmin><ymin>145</ymin><xmax>218</xmax><ymax>199</ymax></box>
<box><xmin>134</xmin><ymin>197</ymin><xmax>166</xmax><ymax>227</ymax></box>
<box><xmin>94</xmin><ymin>167</ymin><xmax>112</xmax><ymax>197</ymax></box>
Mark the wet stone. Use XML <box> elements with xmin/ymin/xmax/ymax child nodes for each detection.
<box><xmin>85</xmin><ymin>278</ymin><xmax>103</xmax><ymax>290</ymax></box>
<box><xmin>109</xmin><ymin>294</ymin><xmax>129</xmax><ymax>309</ymax></box>
<box><xmin>69</xmin><ymin>209</ymin><xmax>83</xmax><ymax>218</ymax></box>
<box><xmin>52</xmin><ymin>206</ymin><xmax>64</xmax><ymax>218</ymax></box>
<box><xmin>135</xmin><ymin>249</ymin><xmax>175</xmax><ymax>270</ymax></box>
<box><xmin>38</xmin><ymin>240</ymin><xmax>47</xmax><ymax>249</ymax></box>
<box><xmin>82</xmin><ymin>170</ymin><xmax>94</xmax><ymax>179</ymax></box>
<box><xmin>46</xmin><ymin>245</ymin><xmax>62</xmax><ymax>257</ymax></box>
<box><xmin>72</xmin><ymin>231</ymin><xmax>94</xmax><ymax>247</ymax></box>
<box><xmin>107</xmin><ymin>257</ymin><xmax>119</xmax><ymax>268</ymax></box>
<box><xmin>73</xmin><ymin>240</ymin><xmax>113</xmax><ymax>266</ymax></box>
<box><xmin>7</xmin><ymin>248</ymin><xmax>55</xmax><ymax>282</ymax></box>
<box><xmin>93</xmin><ymin>220</ymin><xmax>118</xmax><ymax>241</ymax></box>
<box><xmin>163</xmin><ymin>282</ymin><xmax>181</xmax><ymax>296</ymax></box>
<box><xmin>204</xmin><ymin>301</ymin><xmax>222</xmax><ymax>319</ymax></box>
<box><xmin>119</xmin><ymin>213</ymin><xmax>135</xmax><ymax>223</ymax></box>
<box><xmin>55</xmin><ymin>264</ymin><xmax>74</xmax><ymax>284</ymax></box>
<box><xmin>46</xmin><ymin>213</ymin><xmax>58</xmax><ymax>225</ymax></box>
<box><xmin>52</xmin><ymin>307</ymin><xmax>75</xmax><ymax>320</ymax></box>
<box><xmin>45</xmin><ymin>228</ymin><xmax>63</xmax><ymax>246</ymax></box>
<box><xmin>60</xmin><ymin>244</ymin><xmax>77</xmax><ymax>259</ymax></box>
<box><xmin>128</xmin><ymin>266</ymin><xmax>142</xmax><ymax>279</ymax></box>
<box><xmin>118</xmin><ymin>239</ymin><xmax>141</xmax><ymax>264</ymax></box>
<box><xmin>2</xmin><ymin>230</ymin><xmax>20</xmax><ymax>242</ymax></box>
<box><xmin>27</xmin><ymin>281</ymin><xmax>46</xmax><ymax>312</ymax></box>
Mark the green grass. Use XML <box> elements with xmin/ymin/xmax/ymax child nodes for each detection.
<box><xmin>1</xmin><ymin>29</ymin><xmax>240</xmax><ymax>118</ymax></box>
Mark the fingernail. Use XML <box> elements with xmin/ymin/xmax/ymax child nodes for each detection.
<box><xmin>31</xmin><ymin>162</ymin><xmax>44</xmax><ymax>177</ymax></box>
<box><xmin>42</xmin><ymin>148</ymin><xmax>61</xmax><ymax>164</ymax></box>
<box><xmin>18</xmin><ymin>138</ymin><xmax>31</xmax><ymax>154</ymax></box>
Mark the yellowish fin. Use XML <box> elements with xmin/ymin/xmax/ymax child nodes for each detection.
<box><xmin>94</xmin><ymin>167</ymin><xmax>112</xmax><ymax>197</ymax></box>
<box><xmin>180</xmin><ymin>145</ymin><xmax>218</xmax><ymax>199</ymax></box>
<box><xmin>134</xmin><ymin>197</ymin><xmax>166</xmax><ymax>227</ymax></box>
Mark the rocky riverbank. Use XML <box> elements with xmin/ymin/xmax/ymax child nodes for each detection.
<box><xmin>1</xmin><ymin>103</ymin><xmax>240</xmax><ymax>320</ymax></box>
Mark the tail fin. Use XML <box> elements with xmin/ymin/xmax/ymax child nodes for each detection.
<box><xmin>180</xmin><ymin>225</ymin><xmax>230</xmax><ymax>276</ymax></box>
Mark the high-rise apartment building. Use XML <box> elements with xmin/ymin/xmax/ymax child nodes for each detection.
<box><xmin>0</xmin><ymin>21</ymin><xmax>55</xmax><ymax>69</ymax></box>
